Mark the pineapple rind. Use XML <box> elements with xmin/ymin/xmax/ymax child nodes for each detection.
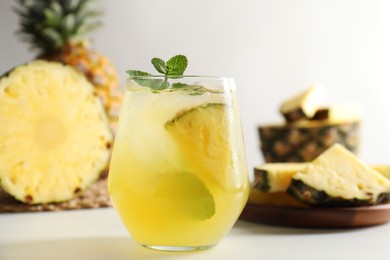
<box><xmin>287</xmin><ymin>144</ymin><xmax>390</xmax><ymax>207</ymax></box>
<box><xmin>0</xmin><ymin>60</ymin><xmax>113</xmax><ymax>204</ymax></box>
<box><xmin>258</xmin><ymin>120</ymin><xmax>360</xmax><ymax>163</ymax></box>
<box><xmin>287</xmin><ymin>179</ymin><xmax>370</xmax><ymax>207</ymax></box>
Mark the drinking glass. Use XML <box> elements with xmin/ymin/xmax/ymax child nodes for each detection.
<box><xmin>108</xmin><ymin>76</ymin><xmax>249</xmax><ymax>252</ymax></box>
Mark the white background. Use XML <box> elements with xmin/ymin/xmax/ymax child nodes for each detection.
<box><xmin>1</xmin><ymin>0</ymin><xmax>390</xmax><ymax>175</ymax></box>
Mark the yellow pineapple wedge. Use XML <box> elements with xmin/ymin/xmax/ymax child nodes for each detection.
<box><xmin>0</xmin><ymin>60</ymin><xmax>113</xmax><ymax>204</ymax></box>
<box><xmin>287</xmin><ymin>144</ymin><xmax>390</xmax><ymax>207</ymax></box>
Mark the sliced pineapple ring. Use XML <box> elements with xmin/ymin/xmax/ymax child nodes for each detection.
<box><xmin>0</xmin><ymin>60</ymin><xmax>113</xmax><ymax>204</ymax></box>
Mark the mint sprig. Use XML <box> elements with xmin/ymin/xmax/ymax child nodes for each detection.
<box><xmin>127</xmin><ymin>55</ymin><xmax>189</xmax><ymax>92</ymax></box>
<box><xmin>151</xmin><ymin>55</ymin><xmax>188</xmax><ymax>77</ymax></box>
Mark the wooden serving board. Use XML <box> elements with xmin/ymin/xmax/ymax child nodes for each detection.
<box><xmin>239</xmin><ymin>203</ymin><xmax>390</xmax><ymax>228</ymax></box>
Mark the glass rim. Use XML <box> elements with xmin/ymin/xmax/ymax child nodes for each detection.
<box><xmin>127</xmin><ymin>75</ymin><xmax>234</xmax><ymax>81</ymax></box>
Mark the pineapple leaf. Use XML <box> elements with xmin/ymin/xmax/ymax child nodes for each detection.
<box><xmin>14</xmin><ymin>0</ymin><xmax>103</xmax><ymax>53</ymax></box>
<box><xmin>67</xmin><ymin>0</ymin><xmax>80</xmax><ymax>11</ymax></box>
<box><xmin>42</xmin><ymin>28</ymin><xmax>63</xmax><ymax>48</ymax></box>
<box><xmin>63</xmin><ymin>14</ymin><xmax>76</xmax><ymax>37</ymax></box>
<box><xmin>44</xmin><ymin>10</ymin><xmax>61</xmax><ymax>27</ymax></box>
<box><xmin>77</xmin><ymin>22</ymin><xmax>102</xmax><ymax>38</ymax></box>
<box><xmin>50</xmin><ymin>2</ymin><xmax>63</xmax><ymax>17</ymax></box>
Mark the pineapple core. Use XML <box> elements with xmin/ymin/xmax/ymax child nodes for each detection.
<box><xmin>34</xmin><ymin>114</ymin><xmax>67</xmax><ymax>150</ymax></box>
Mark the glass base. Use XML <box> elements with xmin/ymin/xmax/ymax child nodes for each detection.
<box><xmin>141</xmin><ymin>244</ymin><xmax>215</xmax><ymax>252</ymax></box>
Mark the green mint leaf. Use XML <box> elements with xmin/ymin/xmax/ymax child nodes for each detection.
<box><xmin>166</xmin><ymin>55</ymin><xmax>188</xmax><ymax>76</ymax></box>
<box><xmin>149</xmin><ymin>79</ymin><xmax>170</xmax><ymax>91</ymax></box>
<box><xmin>151</xmin><ymin>58</ymin><xmax>167</xmax><ymax>74</ymax></box>
<box><xmin>186</xmin><ymin>85</ymin><xmax>208</xmax><ymax>96</ymax></box>
<box><xmin>127</xmin><ymin>70</ymin><xmax>163</xmax><ymax>90</ymax></box>
<box><xmin>130</xmin><ymin>78</ymin><xmax>169</xmax><ymax>92</ymax></box>
<box><xmin>126</xmin><ymin>70</ymin><xmax>151</xmax><ymax>77</ymax></box>
<box><xmin>171</xmin><ymin>82</ymin><xmax>188</xmax><ymax>89</ymax></box>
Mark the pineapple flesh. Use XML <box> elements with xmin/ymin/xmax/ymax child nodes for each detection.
<box><xmin>371</xmin><ymin>165</ymin><xmax>390</xmax><ymax>179</ymax></box>
<box><xmin>0</xmin><ymin>60</ymin><xmax>113</xmax><ymax>204</ymax></box>
<box><xmin>312</xmin><ymin>103</ymin><xmax>364</xmax><ymax>123</ymax></box>
<box><xmin>287</xmin><ymin>144</ymin><xmax>390</xmax><ymax>207</ymax></box>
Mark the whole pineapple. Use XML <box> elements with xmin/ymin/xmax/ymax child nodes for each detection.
<box><xmin>14</xmin><ymin>0</ymin><xmax>121</xmax><ymax>134</ymax></box>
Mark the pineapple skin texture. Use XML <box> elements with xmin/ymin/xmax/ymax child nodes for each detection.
<box><xmin>258</xmin><ymin>121</ymin><xmax>360</xmax><ymax>163</ymax></box>
<box><xmin>287</xmin><ymin>179</ymin><xmax>369</xmax><ymax>207</ymax></box>
<box><xmin>0</xmin><ymin>60</ymin><xmax>113</xmax><ymax>204</ymax></box>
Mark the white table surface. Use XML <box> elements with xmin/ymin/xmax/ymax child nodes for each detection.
<box><xmin>0</xmin><ymin>207</ymin><xmax>389</xmax><ymax>260</ymax></box>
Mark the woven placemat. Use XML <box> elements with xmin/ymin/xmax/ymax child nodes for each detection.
<box><xmin>0</xmin><ymin>178</ymin><xmax>111</xmax><ymax>213</ymax></box>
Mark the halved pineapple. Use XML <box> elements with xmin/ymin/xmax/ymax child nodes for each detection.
<box><xmin>0</xmin><ymin>60</ymin><xmax>113</xmax><ymax>204</ymax></box>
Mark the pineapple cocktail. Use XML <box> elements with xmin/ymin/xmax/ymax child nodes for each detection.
<box><xmin>108</xmin><ymin>56</ymin><xmax>249</xmax><ymax>251</ymax></box>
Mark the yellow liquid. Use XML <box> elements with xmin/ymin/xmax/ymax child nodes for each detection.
<box><xmin>108</xmin><ymin>82</ymin><xmax>249</xmax><ymax>248</ymax></box>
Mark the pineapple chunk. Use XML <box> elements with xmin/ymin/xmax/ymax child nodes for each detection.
<box><xmin>287</xmin><ymin>144</ymin><xmax>390</xmax><ymax>207</ymax></box>
<box><xmin>0</xmin><ymin>60</ymin><xmax>113</xmax><ymax>204</ymax></box>
<box><xmin>254</xmin><ymin>163</ymin><xmax>309</xmax><ymax>192</ymax></box>
<box><xmin>280</xmin><ymin>84</ymin><xmax>327</xmax><ymax>122</ymax></box>
<box><xmin>254</xmin><ymin>163</ymin><xmax>390</xmax><ymax>195</ymax></box>
<box><xmin>312</xmin><ymin>103</ymin><xmax>364</xmax><ymax>123</ymax></box>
